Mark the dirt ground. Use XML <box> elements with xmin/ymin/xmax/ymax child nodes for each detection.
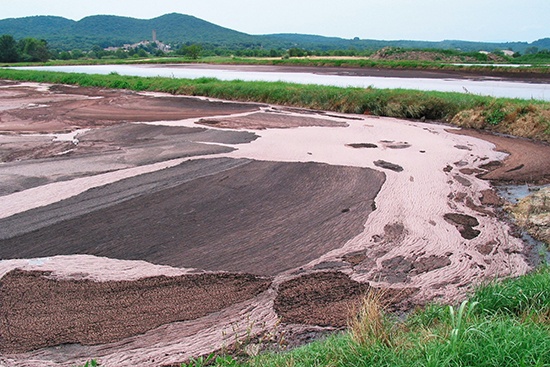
<box><xmin>0</xmin><ymin>81</ymin><xmax>548</xmax><ymax>366</ymax></box>
<box><xmin>0</xmin><ymin>269</ymin><xmax>270</xmax><ymax>354</ymax></box>
<box><xmin>452</xmin><ymin>129</ymin><xmax>550</xmax><ymax>184</ymax></box>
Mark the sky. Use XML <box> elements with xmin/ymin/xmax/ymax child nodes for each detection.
<box><xmin>2</xmin><ymin>0</ymin><xmax>549</xmax><ymax>43</ymax></box>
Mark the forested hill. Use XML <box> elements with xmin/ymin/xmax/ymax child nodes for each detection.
<box><xmin>0</xmin><ymin>13</ymin><xmax>257</xmax><ymax>50</ymax></box>
<box><xmin>0</xmin><ymin>13</ymin><xmax>547</xmax><ymax>53</ymax></box>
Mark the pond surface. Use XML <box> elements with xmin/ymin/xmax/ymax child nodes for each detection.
<box><xmin>11</xmin><ymin>64</ymin><xmax>550</xmax><ymax>101</ymax></box>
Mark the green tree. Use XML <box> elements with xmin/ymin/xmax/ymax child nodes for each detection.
<box><xmin>71</xmin><ymin>49</ymin><xmax>84</xmax><ymax>59</ymax></box>
<box><xmin>137</xmin><ymin>48</ymin><xmax>148</xmax><ymax>57</ymax></box>
<box><xmin>18</xmin><ymin>38</ymin><xmax>50</xmax><ymax>62</ymax></box>
<box><xmin>525</xmin><ymin>46</ymin><xmax>539</xmax><ymax>55</ymax></box>
<box><xmin>0</xmin><ymin>34</ymin><xmax>20</xmax><ymax>62</ymax></box>
<box><xmin>288</xmin><ymin>47</ymin><xmax>306</xmax><ymax>57</ymax></box>
<box><xmin>269</xmin><ymin>49</ymin><xmax>281</xmax><ymax>57</ymax></box>
<box><xmin>114</xmin><ymin>49</ymin><xmax>128</xmax><ymax>59</ymax></box>
<box><xmin>181</xmin><ymin>44</ymin><xmax>203</xmax><ymax>59</ymax></box>
<box><xmin>58</xmin><ymin>51</ymin><xmax>71</xmax><ymax>60</ymax></box>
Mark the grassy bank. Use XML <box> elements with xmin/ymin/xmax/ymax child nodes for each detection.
<box><xmin>0</xmin><ymin>68</ymin><xmax>549</xmax><ymax>142</ymax></box>
<box><xmin>179</xmin><ymin>266</ymin><xmax>550</xmax><ymax>367</ymax></box>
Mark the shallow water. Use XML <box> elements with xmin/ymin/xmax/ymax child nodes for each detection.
<box><xmin>495</xmin><ymin>183</ymin><xmax>550</xmax><ymax>265</ymax></box>
<box><xmin>11</xmin><ymin>64</ymin><xmax>550</xmax><ymax>101</ymax></box>
<box><xmin>496</xmin><ymin>183</ymin><xmax>550</xmax><ymax>204</ymax></box>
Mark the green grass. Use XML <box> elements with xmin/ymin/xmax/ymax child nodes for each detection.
<box><xmin>175</xmin><ymin>267</ymin><xmax>550</xmax><ymax>367</ymax></box>
<box><xmin>1</xmin><ymin>67</ymin><xmax>549</xmax><ymax>142</ymax></box>
<box><xmin>471</xmin><ymin>266</ymin><xmax>550</xmax><ymax>318</ymax></box>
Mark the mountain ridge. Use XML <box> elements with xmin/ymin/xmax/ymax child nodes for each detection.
<box><xmin>0</xmin><ymin>13</ymin><xmax>547</xmax><ymax>53</ymax></box>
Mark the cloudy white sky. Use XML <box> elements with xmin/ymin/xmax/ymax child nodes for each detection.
<box><xmin>2</xmin><ymin>0</ymin><xmax>549</xmax><ymax>42</ymax></box>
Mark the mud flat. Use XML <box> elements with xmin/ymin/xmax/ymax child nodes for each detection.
<box><xmin>1</xmin><ymin>81</ymin><xmax>548</xmax><ymax>366</ymax></box>
<box><xmin>152</xmin><ymin>62</ymin><xmax>550</xmax><ymax>84</ymax></box>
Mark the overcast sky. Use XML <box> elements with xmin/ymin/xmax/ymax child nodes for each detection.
<box><xmin>2</xmin><ymin>0</ymin><xmax>549</xmax><ymax>43</ymax></box>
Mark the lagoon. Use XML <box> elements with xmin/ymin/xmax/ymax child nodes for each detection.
<box><xmin>12</xmin><ymin>64</ymin><xmax>550</xmax><ymax>101</ymax></box>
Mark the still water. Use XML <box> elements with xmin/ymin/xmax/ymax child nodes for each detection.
<box><xmin>12</xmin><ymin>64</ymin><xmax>550</xmax><ymax>101</ymax></box>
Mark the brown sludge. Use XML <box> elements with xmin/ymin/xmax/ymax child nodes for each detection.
<box><xmin>0</xmin><ymin>269</ymin><xmax>271</xmax><ymax>354</ymax></box>
<box><xmin>198</xmin><ymin>111</ymin><xmax>347</xmax><ymax>130</ymax></box>
<box><xmin>0</xmin><ymin>84</ymin><xmax>262</xmax><ymax>133</ymax></box>
<box><xmin>274</xmin><ymin>272</ymin><xmax>417</xmax><ymax>327</ymax></box>
<box><xmin>452</xmin><ymin>129</ymin><xmax>550</xmax><ymax>184</ymax></box>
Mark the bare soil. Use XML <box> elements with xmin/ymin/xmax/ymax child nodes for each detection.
<box><xmin>452</xmin><ymin>129</ymin><xmax>550</xmax><ymax>184</ymax></box>
<box><xmin>0</xmin><ymin>269</ymin><xmax>270</xmax><ymax>354</ymax></box>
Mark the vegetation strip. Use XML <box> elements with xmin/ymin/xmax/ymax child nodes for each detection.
<box><xmin>1</xmin><ymin>68</ymin><xmax>549</xmax><ymax>142</ymax></box>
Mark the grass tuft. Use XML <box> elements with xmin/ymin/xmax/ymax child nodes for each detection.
<box><xmin>348</xmin><ymin>289</ymin><xmax>394</xmax><ymax>348</ymax></box>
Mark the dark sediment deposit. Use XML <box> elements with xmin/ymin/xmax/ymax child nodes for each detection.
<box><xmin>0</xmin><ymin>159</ymin><xmax>385</xmax><ymax>276</ymax></box>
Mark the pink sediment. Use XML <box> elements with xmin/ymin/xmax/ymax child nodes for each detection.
<box><xmin>221</xmin><ymin>113</ymin><xmax>529</xmax><ymax>301</ymax></box>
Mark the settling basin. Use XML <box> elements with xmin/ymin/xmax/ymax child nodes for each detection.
<box><xmin>10</xmin><ymin>64</ymin><xmax>550</xmax><ymax>101</ymax></box>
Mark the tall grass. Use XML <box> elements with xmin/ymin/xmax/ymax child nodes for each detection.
<box><xmin>348</xmin><ymin>289</ymin><xmax>394</xmax><ymax>347</ymax></box>
<box><xmin>471</xmin><ymin>266</ymin><xmax>550</xmax><ymax>319</ymax></box>
<box><xmin>0</xmin><ymin>68</ymin><xmax>549</xmax><ymax>141</ymax></box>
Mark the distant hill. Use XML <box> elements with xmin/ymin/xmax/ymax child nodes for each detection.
<box><xmin>0</xmin><ymin>13</ymin><xmax>546</xmax><ymax>53</ymax></box>
<box><xmin>0</xmin><ymin>13</ymin><xmax>258</xmax><ymax>50</ymax></box>
<box><xmin>532</xmin><ymin>38</ymin><xmax>550</xmax><ymax>49</ymax></box>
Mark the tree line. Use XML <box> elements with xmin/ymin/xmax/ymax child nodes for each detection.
<box><xmin>2</xmin><ymin>32</ymin><xmax>550</xmax><ymax>64</ymax></box>
<box><xmin>0</xmin><ymin>35</ymin><xmax>50</xmax><ymax>62</ymax></box>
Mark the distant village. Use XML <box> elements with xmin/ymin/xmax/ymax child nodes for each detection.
<box><xmin>103</xmin><ymin>30</ymin><xmax>172</xmax><ymax>53</ymax></box>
